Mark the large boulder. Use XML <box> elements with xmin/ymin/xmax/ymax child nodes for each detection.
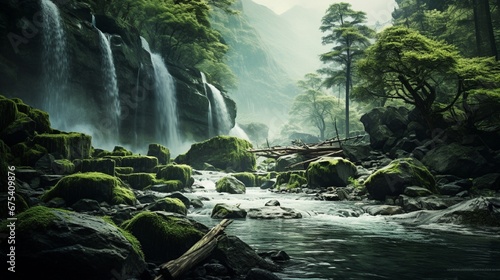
<box><xmin>147</xmin><ymin>143</ymin><xmax>170</xmax><ymax>165</ymax></box>
<box><xmin>0</xmin><ymin>206</ymin><xmax>146</xmax><ymax>279</ymax></box>
<box><xmin>275</xmin><ymin>153</ymin><xmax>305</xmax><ymax>171</ymax></box>
<box><xmin>32</xmin><ymin>132</ymin><xmax>92</xmax><ymax>160</ymax></box>
<box><xmin>360</xmin><ymin>106</ymin><xmax>409</xmax><ymax>149</ymax></box>
<box><xmin>392</xmin><ymin>197</ymin><xmax>500</xmax><ymax>227</ymax></box>
<box><xmin>216</xmin><ymin>176</ymin><xmax>246</xmax><ymax>194</ymax></box>
<box><xmin>421</xmin><ymin>143</ymin><xmax>491</xmax><ymax>178</ymax></box>
<box><xmin>41</xmin><ymin>172</ymin><xmax>136</xmax><ymax>206</ymax></box>
<box><xmin>146</xmin><ymin>197</ymin><xmax>187</xmax><ymax>215</ymax></box>
<box><xmin>156</xmin><ymin>164</ymin><xmax>194</xmax><ymax>189</ymax></box>
<box><xmin>306</xmin><ymin>157</ymin><xmax>357</xmax><ymax>188</ymax></box>
<box><xmin>211</xmin><ymin>203</ymin><xmax>247</xmax><ymax>219</ymax></box>
<box><xmin>274</xmin><ymin>171</ymin><xmax>307</xmax><ymax>191</ymax></box>
<box><xmin>176</xmin><ymin>136</ymin><xmax>255</xmax><ymax>172</ymax></box>
<box><xmin>122</xmin><ymin>211</ymin><xmax>204</xmax><ymax>263</ymax></box>
<box><xmin>364</xmin><ymin>158</ymin><xmax>437</xmax><ymax>201</ymax></box>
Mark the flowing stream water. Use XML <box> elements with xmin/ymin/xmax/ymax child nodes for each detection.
<box><xmin>188</xmin><ymin>171</ymin><xmax>500</xmax><ymax>280</ymax></box>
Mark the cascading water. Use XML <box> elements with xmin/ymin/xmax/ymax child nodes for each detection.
<box><xmin>229</xmin><ymin>123</ymin><xmax>250</xmax><ymax>141</ymax></box>
<box><xmin>201</xmin><ymin>72</ymin><xmax>215</xmax><ymax>137</ymax></box>
<box><xmin>140</xmin><ymin>37</ymin><xmax>181</xmax><ymax>152</ymax></box>
<box><xmin>97</xmin><ymin>29</ymin><xmax>121</xmax><ymax>138</ymax></box>
<box><xmin>40</xmin><ymin>0</ymin><xmax>69</xmax><ymax>129</ymax></box>
<box><xmin>206</xmin><ymin>82</ymin><xmax>233</xmax><ymax>135</ymax></box>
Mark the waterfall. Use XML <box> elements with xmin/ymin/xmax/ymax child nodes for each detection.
<box><xmin>140</xmin><ymin>37</ymin><xmax>181</xmax><ymax>151</ymax></box>
<box><xmin>40</xmin><ymin>0</ymin><xmax>69</xmax><ymax>129</ymax></box>
<box><xmin>207</xmin><ymin>83</ymin><xmax>232</xmax><ymax>135</ymax></box>
<box><xmin>97</xmin><ymin>29</ymin><xmax>121</xmax><ymax>137</ymax></box>
<box><xmin>229</xmin><ymin>123</ymin><xmax>250</xmax><ymax>141</ymax></box>
<box><xmin>201</xmin><ymin>72</ymin><xmax>215</xmax><ymax>137</ymax></box>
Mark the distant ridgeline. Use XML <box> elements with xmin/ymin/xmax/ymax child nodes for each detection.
<box><xmin>0</xmin><ymin>0</ymin><xmax>236</xmax><ymax>154</ymax></box>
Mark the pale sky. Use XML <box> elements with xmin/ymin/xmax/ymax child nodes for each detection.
<box><xmin>252</xmin><ymin>0</ymin><xmax>397</xmax><ymax>27</ymax></box>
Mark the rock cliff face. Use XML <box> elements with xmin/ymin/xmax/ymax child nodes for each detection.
<box><xmin>0</xmin><ymin>0</ymin><xmax>236</xmax><ymax>152</ymax></box>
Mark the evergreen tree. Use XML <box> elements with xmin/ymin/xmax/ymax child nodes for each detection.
<box><xmin>319</xmin><ymin>3</ymin><xmax>374</xmax><ymax>137</ymax></box>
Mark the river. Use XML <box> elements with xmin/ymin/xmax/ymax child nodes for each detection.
<box><xmin>187</xmin><ymin>171</ymin><xmax>500</xmax><ymax>280</ymax></box>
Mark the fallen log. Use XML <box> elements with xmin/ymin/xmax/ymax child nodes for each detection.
<box><xmin>155</xmin><ymin>219</ymin><xmax>233</xmax><ymax>280</ymax></box>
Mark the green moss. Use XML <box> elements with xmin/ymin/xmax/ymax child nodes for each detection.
<box><xmin>78</xmin><ymin>158</ymin><xmax>116</xmax><ymax>175</ymax></box>
<box><xmin>33</xmin><ymin>132</ymin><xmax>92</xmax><ymax>160</ymax></box>
<box><xmin>232</xmin><ymin>172</ymin><xmax>256</xmax><ymax>187</ymax></box>
<box><xmin>275</xmin><ymin>171</ymin><xmax>306</xmax><ymax>190</ymax></box>
<box><xmin>115</xmin><ymin>167</ymin><xmax>134</xmax><ymax>174</ymax></box>
<box><xmin>10</xmin><ymin>142</ymin><xmax>47</xmax><ymax>166</ymax></box>
<box><xmin>120</xmin><ymin>173</ymin><xmax>155</xmax><ymax>190</ymax></box>
<box><xmin>306</xmin><ymin>157</ymin><xmax>357</xmax><ymax>188</ymax></box>
<box><xmin>53</xmin><ymin>159</ymin><xmax>75</xmax><ymax>174</ymax></box>
<box><xmin>121</xmin><ymin>211</ymin><xmax>203</xmax><ymax>262</ymax></box>
<box><xmin>175</xmin><ymin>136</ymin><xmax>256</xmax><ymax>172</ymax></box>
<box><xmin>364</xmin><ymin>158</ymin><xmax>437</xmax><ymax>200</ymax></box>
<box><xmin>147</xmin><ymin>143</ymin><xmax>170</xmax><ymax>165</ymax></box>
<box><xmin>148</xmin><ymin>179</ymin><xmax>184</xmax><ymax>192</ymax></box>
<box><xmin>108</xmin><ymin>155</ymin><xmax>158</xmax><ymax>173</ymax></box>
<box><xmin>92</xmin><ymin>148</ymin><xmax>113</xmax><ymax>158</ymax></box>
<box><xmin>215</xmin><ymin>176</ymin><xmax>246</xmax><ymax>194</ymax></box>
<box><xmin>27</xmin><ymin>108</ymin><xmax>52</xmax><ymax>134</ymax></box>
<box><xmin>9</xmin><ymin>206</ymin><xmax>60</xmax><ymax>233</ymax></box>
<box><xmin>149</xmin><ymin>198</ymin><xmax>187</xmax><ymax>215</ymax></box>
<box><xmin>0</xmin><ymin>98</ymin><xmax>18</xmax><ymax>132</ymax></box>
<box><xmin>112</xmin><ymin>146</ymin><xmax>133</xmax><ymax>156</ymax></box>
<box><xmin>102</xmin><ymin>216</ymin><xmax>144</xmax><ymax>259</ymax></box>
<box><xmin>156</xmin><ymin>164</ymin><xmax>192</xmax><ymax>188</ymax></box>
<box><xmin>42</xmin><ymin>172</ymin><xmax>136</xmax><ymax>205</ymax></box>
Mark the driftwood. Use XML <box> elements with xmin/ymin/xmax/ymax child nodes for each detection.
<box><xmin>249</xmin><ymin>134</ymin><xmax>365</xmax><ymax>169</ymax></box>
<box><xmin>155</xmin><ymin>219</ymin><xmax>233</xmax><ymax>280</ymax></box>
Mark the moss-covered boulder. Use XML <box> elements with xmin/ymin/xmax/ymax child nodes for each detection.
<box><xmin>0</xmin><ymin>97</ymin><xmax>17</xmax><ymax>132</ymax></box>
<box><xmin>42</xmin><ymin>172</ymin><xmax>136</xmax><ymax>206</ymax></box>
<box><xmin>76</xmin><ymin>158</ymin><xmax>116</xmax><ymax>175</ymax></box>
<box><xmin>232</xmin><ymin>172</ymin><xmax>257</xmax><ymax>187</ymax></box>
<box><xmin>148</xmin><ymin>180</ymin><xmax>184</xmax><ymax>193</ymax></box>
<box><xmin>0</xmin><ymin>206</ymin><xmax>146</xmax><ymax>279</ymax></box>
<box><xmin>216</xmin><ymin>176</ymin><xmax>246</xmax><ymax>194</ymax></box>
<box><xmin>148</xmin><ymin>143</ymin><xmax>170</xmax><ymax>165</ymax></box>
<box><xmin>113</xmin><ymin>155</ymin><xmax>159</xmax><ymax>173</ymax></box>
<box><xmin>211</xmin><ymin>203</ymin><xmax>247</xmax><ymax>219</ymax></box>
<box><xmin>112</xmin><ymin>146</ymin><xmax>133</xmax><ymax>156</ymax></box>
<box><xmin>146</xmin><ymin>198</ymin><xmax>187</xmax><ymax>215</ymax></box>
<box><xmin>1</xmin><ymin>112</ymin><xmax>36</xmax><ymax>146</ymax></box>
<box><xmin>120</xmin><ymin>173</ymin><xmax>155</xmax><ymax>190</ymax></box>
<box><xmin>122</xmin><ymin>211</ymin><xmax>204</xmax><ymax>263</ymax></box>
<box><xmin>306</xmin><ymin>157</ymin><xmax>357</xmax><ymax>188</ymax></box>
<box><xmin>175</xmin><ymin>136</ymin><xmax>255</xmax><ymax>172</ymax></box>
<box><xmin>156</xmin><ymin>164</ymin><xmax>193</xmax><ymax>189</ymax></box>
<box><xmin>275</xmin><ymin>171</ymin><xmax>307</xmax><ymax>190</ymax></box>
<box><xmin>364</xmin><ymin>158</ymin><xmax>437</xmax><ymax>201</ymax></box>
<box><xmin>33</xmin><ymin>132</ymin><xmax>92</xmax><ymax>160</ymax></box>
<box><xmin>10</xmin><ymin>142</ymin><xmax>48</xmax><ymax>166</ymax></box>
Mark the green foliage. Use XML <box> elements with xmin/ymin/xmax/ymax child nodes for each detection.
<box><xmin>93</xmin><ymin>0</ymin><xmax>236</xmax><ymax>88</ymax></box>
<box><xmin>356</xmin><ymin>26</ymin><xmax>463</xmax><ymax>121</ymax></box>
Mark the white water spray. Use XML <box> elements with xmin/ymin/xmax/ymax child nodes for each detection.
<box><xmin>141</xmin><ymin>37</ymin><xmax>181</xmax><ymax>152</ymax></box>
<box><xmin>97</xmin><ymin>29</ymin><xmax>121</xmax><ymax>137</ymax></box>
<box><xmin>41</xmin><ymin>0</ymin><xmax>69</xmax><ymax>128</ymax></box>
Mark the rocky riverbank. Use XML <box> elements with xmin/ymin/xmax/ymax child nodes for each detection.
<box><xmin>1</xmin><ymin>97</ymin><xmax>499</xmax><ymax>279</ymax></box>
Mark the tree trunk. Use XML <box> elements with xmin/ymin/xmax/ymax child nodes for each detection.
<box><xmin>345</xmin><ymin>59</ymin><xmax>351</xmax><ymax>138</ymax></box>
<box><xmin>472</xmin><ymin>0</ymin><xmax>498</xmax><ymax>59</ymax></box>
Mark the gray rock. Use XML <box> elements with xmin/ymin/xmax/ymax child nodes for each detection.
<box><xmin>363</xmin><ymin>205</ymin><xmax>404</xmax><ymax>216</ymax></box>
<box><xmin>0</xmin><ymin>206</ymin><xmax>146</xmax><ymax>279</ymax></box>
<box><xmin>211</xmin><ymin>203</ymin><xmax>247</xmax><ymax>219</ymax></box>
<box><xmin>245</xmin><ymin>268</ymin><xmax>282</xmax><ymax>280</ymax></box>
<box><xmin>265</xmin><ymin>200</ymin><xmax>280</xmax><ymax>206</ymax></box>
<box><xmin>247</xmin><ymin>206</ymin><xmax>302</xmax><ymax>219</ymax></box>
<box><xmin>404</xmin><ymin>186</ymin><xmax>433</xmax><ymax>197</ymax></box>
